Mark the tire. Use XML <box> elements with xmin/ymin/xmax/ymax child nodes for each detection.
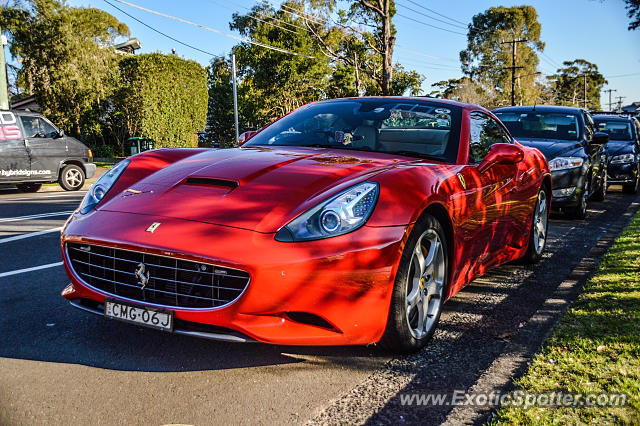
<box><xmin>58</xmin><ymin>164</ymin><xmax>85</xmax><ymax>191</ymax></box>
<box><xmin>521</xmin><ymin>185</ymin><xmax>549</xmax><ymax>264</ymax></box>
<box><xmin>379</xmin><ymin>214</ymin><xmax>448</xmax><ymax>354</ymax></box>
<box><xmin>622</xmin><ymin>165</ymin><xmax>639</xmax><ymax>194</ymax></box>
<box><xmin>567</xmin><ymin>179</ymin><xmax>589</xmax><ymax>220</ymax></box>
<box><xmin>592</xmin><ymin>168</ymin><xmax>607</xmax><ymax>202</ymax></box>
<box><xmin>16</xmin><ymin>183</ymin><xmax>42</xmax><ymax>193</ymax></box>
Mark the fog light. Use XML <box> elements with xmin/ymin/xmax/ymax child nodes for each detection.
<box><xmin>61</xmin><ymin>283</ymin><xmax>75</xmax><ymax>296</ymax></box>
<box><xmin>552</xmin><ymin>187</ymin><xmax>576</xmax><ymax>198</ymax></box>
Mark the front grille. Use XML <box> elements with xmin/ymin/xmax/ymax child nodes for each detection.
<box><xmin>66</xmin><ymin>242</ymin><xmax>250</xmax><ymax>309</ymax></box>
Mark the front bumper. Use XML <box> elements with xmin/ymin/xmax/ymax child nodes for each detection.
<box><xmin>84</xmin><ymin>163</ymin><xmax>97</xmax><ymax>179</ymax></box>
<box><xmin>607</xmin><ymin>162</ymin><xmax>638</xmax><ymax>184</ymax></box>
<box><xmin>61</xmin><ymin>210</ymin><xmax>408</xmax><ymax>346</ymax></box>
<box><xmin>550</xmin><ymin>167</ymin><xmax>586</xmax><ymax>208</ymax></box>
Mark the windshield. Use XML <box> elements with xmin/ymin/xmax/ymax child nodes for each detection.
<box><xmin>495</xmin><ymin>111</ymin><xmax>580</xmax><ymax>141</ymax></box>
<box><xmin>594</xmin><ymin>120</ymin><xmax>634</xmax><ymax>141</ymax></box>
<box><xmin>245</xmin><ymin>99</ymin><xmax>462</xmax><ymax>163</ymax></box>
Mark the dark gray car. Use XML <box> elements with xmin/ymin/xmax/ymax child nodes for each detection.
<box><xmin>494</xmin><ymin>105</ymin><xmax>609</xmax><ymax>219</ymax></box>
<box><xmin>0</xmin><ymin>110</ymin><xmax>95</xmax><ymax>192</ymax></box>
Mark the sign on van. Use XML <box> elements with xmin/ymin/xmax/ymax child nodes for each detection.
<box><xmin>0</xmin><ymin>111</ymin><xmax>23</xmax><ymax>140</ymax></box>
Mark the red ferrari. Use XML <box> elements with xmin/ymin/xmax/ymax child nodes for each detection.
<box><xmin>61</xmin><ymin>97</ymin><xmax>550</xmax><ymax>353</ymax></box>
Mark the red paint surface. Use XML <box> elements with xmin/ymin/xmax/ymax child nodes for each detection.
<box><xmin>61</xmin><ymin>99</ymin><xmax>550</xmax><ymax>345</ymax></box>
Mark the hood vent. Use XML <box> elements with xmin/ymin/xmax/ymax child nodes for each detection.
<box><xmin>185</xmin><ymin>177</ymin><xmax>239</xmax><ymax>189</ymax></box>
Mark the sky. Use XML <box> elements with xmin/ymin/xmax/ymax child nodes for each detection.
<box><xmin>66</xmin><ymin>0</ymin><xmax>640</xmax><ymax>108</ymax></box>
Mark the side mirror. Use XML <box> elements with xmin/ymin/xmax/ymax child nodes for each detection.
<box><xmin>592</xmin><ymin>131</ymin><xmax>609</xmax><ymax>146</ymax></box>
<box><xmin>238</xmin><ymin>130</ymin><xmax>258</xmax><ymax>146</ymax></box>
<box><xmin>478</xmin><ymin>143</ymin><xmax>524</xmax><ymax>174</ymax></box>
<box><xmin>55</xmin><ymin>129</ymin><xmax>65</xmax><ymax>139</ymax></box>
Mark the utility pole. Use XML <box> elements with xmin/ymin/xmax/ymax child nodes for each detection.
<box><xmin>0</xmin><ymin>28</ymin><xmax>9</xmax><ymax>110</ymax></box>
<box><xmin>583</xmin><ymin>74</ymin><xmax>588</xmax><ymax>109</ymax></box>
<box><xmin>231</xmin><ymin>54</ymin><xmax>239</xmax><ymax>145</ymax></box>
<box><xmin>353</xmin><ymin>52</ymin><xmax>361</xmax><ymax>97</ymax></box>
<box><xmin>615</xmin><ymin>96</ymin><xmax>626</xmax><ymax>112</ymax></box>
<box><xmin>501</xmin><ymin>39</ymin><xmax>527</xmax><ymax>106</ymax></box>
<box><xmin>603</xmin><ymin>88</ymin><xmax>617</xmax><ymax>112</ymax></box>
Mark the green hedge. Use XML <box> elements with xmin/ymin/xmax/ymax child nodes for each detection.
<box><xmin>114</xmin><ymin>53</ymin><xmax>208</xmax><ymax>148</ymax></box>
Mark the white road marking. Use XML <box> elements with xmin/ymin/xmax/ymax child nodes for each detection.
<box><xmin>0</xmin><ymin>261</ymin><xmax>64</xmax><ymax>278</ymax></box>
<box><xmin>0</xmin><ymin>192</ymin><xmax>87</xmax><ymax>202</ymax></box>
<box><xmin>0</xmin><ymin>211</ymin><xmax>74</xmax><ymax>223</ymax></box>
<box><xmin>0</xmin><ymin>227</ymin><xmax>62</xmax><ymax>244</ymax></box>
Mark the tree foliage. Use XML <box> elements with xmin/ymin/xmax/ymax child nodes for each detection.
<box><xmin>206</xmin><ymin>0</ymin><xmax>422</xmax><ymax>145</ymax></box>
<box><xmin>114</xmin><ymin>53</ymin><xmax>208</xmax><ymax>149</ymax></box>
<box><xmin>547</xmin><ymin>59</ymin><xmax>607</xmax><ymax>109</ymax></box>
<box><xmin>460</xmin><ymin>5</ymin><xmax>544</xmax><ymax>106</ymax></box>
<box><xmin>0</xmin><ymin>0</ymin><xmax>129</xmax><ymax>139</ymax></box>
<box><xmin>429</xmin><ymin>77</ymin><xmax>498</xmax><ymax>106</ymax></box>
<box><xmin>626</xmin><ymin>0</ymin><xmax>640</xmax><ymax>30</ymax></box>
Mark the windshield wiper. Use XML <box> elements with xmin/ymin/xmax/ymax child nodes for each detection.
<box><xmin>385</xmin><ymin>150</ymin><xmax>440</xmax><ymax>161</ymax></box>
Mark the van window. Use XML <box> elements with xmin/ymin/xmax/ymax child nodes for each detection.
<box><xmin>20</xmin><ymin>116</ymin><xmax>58</xmax><ymax>138</ymax></box>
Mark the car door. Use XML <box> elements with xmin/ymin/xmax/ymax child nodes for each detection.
<box><xmin>0</xmin><ymin>111</ymin><xmax>30</xmax><ymax>183</ymax></box>
<box><xmin>456</xmin><ymin>112</ymin><xmax>516</xmax><ymax>272</ymax></box>
<box><xmin>19</xmin><ymin>115</ymin><xmax>64</xmax><ymax>181</ymax></box>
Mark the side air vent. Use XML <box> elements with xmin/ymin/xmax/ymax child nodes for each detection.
<box><xmin>185</xmin><ymin>177</ymin><xmax>238</xmax><ymax>189</ymax></box>
<box><xmin>285</xmin><ymin>312</ymin><xmax>340</xmax><ymax>332</ymax></box>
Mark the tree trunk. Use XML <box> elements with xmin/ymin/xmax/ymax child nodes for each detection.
<box><xmin>381</xmin><ymin>0</ymin><xmax>395</xmax><ymax>95</ymax></box>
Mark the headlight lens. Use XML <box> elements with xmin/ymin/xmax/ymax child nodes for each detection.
<box><xmin>610</xmin><ymin>153</ymin><xmax>635</xmax><ymax>164</ymax></box>
<box><xmin>79</xmin><ymin>160</ymin><xmax>130</xmax><ymax>214</ymax></box>
<box><xmin>548</xmin><ymin>157</ymin><xmax>584</xmax><ymax>171</ymax></box>
<box><xmin>275</xmin><ymin>182</ymin><xmax>379</xmax><ymax>242</ymax></box>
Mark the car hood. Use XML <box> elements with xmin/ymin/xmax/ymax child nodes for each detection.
<box><xmin>606</xmin><ymin>141</ymin><xmax>636</xmax><ymax>157</ymax></box>
<box><xmin>99</xmin><ymin>146</ymin><xmax>409</xmax><ymax>233</ymax></box>
<box><xmin>514</xmin><ymin>138</ymin><xmax>584</xmax><ymax>160</ymax></box>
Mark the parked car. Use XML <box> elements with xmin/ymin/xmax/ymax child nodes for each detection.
<box><xmin>61</xmin><ymin>97</ymin><xmax>550</xmax><ymax>353</ymax></box>
<box><xmin>494</xmin><ymin>106</ymin><xmax>608</xmax><ymax>219</ymax></box>
<box><xmin>0</xmin><ymin>110</ymin><xmax>95</xmax><ymax>192</ymax></box>
<box><xmin>592</xmin><ymin>113</ymin><xmax>640</xmax><ymax>193</ymax></box>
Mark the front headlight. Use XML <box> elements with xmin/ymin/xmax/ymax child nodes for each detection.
<box><xmin>275</xmin><ymin>182</ymin><xmax>379</xmax><ymax>242</ymax></box>
<box><xmin>79</xmin><ymin>160</ymin><xmax>130</xmax><ymax>214</ymax></box>
<box><xmin>610</xmin><ymin>153</ymin><xmax>635</xmax><ymax>164</ymax></box>
<box><xmin>548</xmin><ymin>157</ymin><xmax>584</xmax><ymax>171</ymax></box>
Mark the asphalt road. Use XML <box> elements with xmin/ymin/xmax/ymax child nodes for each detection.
<box><xmin>0</xmin><ymin>185</ymin><xmax>639</xmax><ymax>426</ymax></box>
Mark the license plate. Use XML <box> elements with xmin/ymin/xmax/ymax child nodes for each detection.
<box><xmin>104</xmin><ymin>299</ymin><xmax>173</xmax><ymax>332</ymax></box>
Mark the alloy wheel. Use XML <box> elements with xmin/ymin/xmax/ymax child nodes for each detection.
<box><xmin>533</xmin><ymin>189</ymin><xmax>548</xmax><ymax>255</ymax></box>
<box><xmin>405</xmin><ymin>229</ymin><xmax>445</xmax><ymax>339</ymax></box>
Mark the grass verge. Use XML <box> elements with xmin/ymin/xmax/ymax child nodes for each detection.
<box><xmin>495</xmin><ymin>211</ymin><xmax>640</xmax><ymax>425</ymax></box>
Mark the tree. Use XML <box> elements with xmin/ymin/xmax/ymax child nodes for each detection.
<box><xmin>626</xmin><ymin>0</ymin><xmax>640</xmax><ymax>30</ymax></box>
<box><xmin>206</xmin><ymin>57</ymin><xmax>236</xmax><ymax>147</ymax></box>
<box><xmin>113</xmin><ymin>53</ymin><xmax>208</xmax><ymax>149</ymax></box>
<box><xmin>547</xmin><ymin>59</ymin><xmax>607</xmax><ymax>109</ymax></box>
<box><xmin>297</xmin><ymin>0</ymin><xmax>399</xmax><ymax>95</ymax></box>
<box><xmin>429</xmin><ymin>77</ymin><xmax>497</xmax><ymax>106</ymax></box>
<box><xmin>0</xmin><ymin>0</ymin><xmax>129</xmax><ymax>140</ymax></box>
<box><xmin>460</xmin><ymin>6</ymin><xmax>544</xmax><ymax>106</ymax></box>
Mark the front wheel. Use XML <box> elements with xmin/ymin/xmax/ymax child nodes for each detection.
<box><xmin>58</xmin><ymin>164</ymin><xmax>85</xmax><ymax>191</ymax></box>
<box><xmin>379</xmin><ymin>214</ymin><xmax>448</xmax><ymax>353</ymax></box>
<box><xmin>622</xmin><ymin>165</ymin><xmax>639</xmax><ymax>194</ymax></box>
<box><xmin>567</xmin><ymin>179</ymin><xmax>589</xmax><ymax>220</ymax></box>
<box><xmin>521</xmin><ymin>185</ymin><xmax>549</xmax><ymax>264</ymax></box>
<box><xmin>592</xmin><ymin>169</ymin><xmax>607</xmax><ymax>201</ymax></box>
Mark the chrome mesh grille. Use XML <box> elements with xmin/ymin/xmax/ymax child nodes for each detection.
<box><xmin>66</xmin><ymin>242</ymin><xmax>250</xmax><ymax>309</ymax></box>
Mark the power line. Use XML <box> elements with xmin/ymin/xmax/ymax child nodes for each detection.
<box><xmin>395</xmin><ymin>1</ymin><xmax>467</xmax><ymax>30</ymax></box>
<box><xmin>103</xmin><ymin>0</ymin><xmax>217</xmax><ymax>56</ymax></box>
<box><xmin>108</xmin><ymin>0</ymin><xmax>322</xmax><ymax>59</ymax></box>
<box><xmin>402</xmin><ymin>0</ymin><xmax>468</xmax><ymax>26</ymax></box>
<box><xmin>395</xmin><ymin>12</ymin><xmax>466</xmax><ymax>36</ymax></box>
<box><xmin>604</xmin><ymin>72</ymin><xmax>640</xmax><ymax>78</ymax></box>
<box><xmin>204</xmin><ymin>0</ymin><xmax>301</xmax><ymax>35</ymax></box>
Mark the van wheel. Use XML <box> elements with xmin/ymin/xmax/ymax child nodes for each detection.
<box><xmin>59</xmin><ymin>164</ymin><xmax>85</xmax><ymax>191</ymax></box>
<box><xmin>16</xmin><ymin>183</ymin><xmax>42</xmax><ymax>193</ymax></box>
